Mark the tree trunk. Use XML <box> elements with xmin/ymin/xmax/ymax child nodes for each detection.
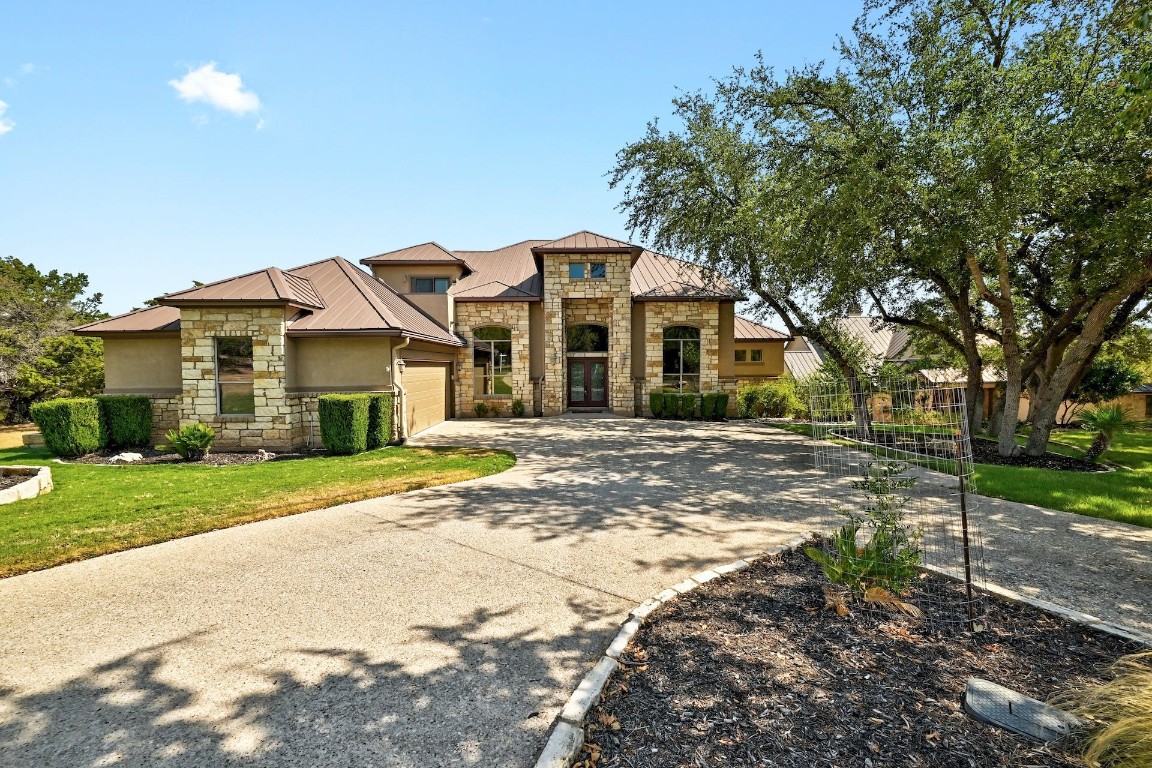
<box><xmin>962</xmin><ymin>357</ymin><xmax>984</xmax><ymax>437</ymax></box>
<box><xmin>1084</xmin><ymin>433</ymin><xmax>1109</xmax><ymax>462</ymax></box>
<box><xmin>848</xmin><ymin>372</ymin><xmax>873</xmax><ymax>440</ymax></box>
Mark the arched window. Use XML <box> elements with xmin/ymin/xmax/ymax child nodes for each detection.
<box><xmin>474</xmin><ymin>326</ymin><xmax>512</xmax><ymax>396</ymax></box>
<box><xmin>663</xmin><ymin>326</ymin><xmax>701</xmax><ymax>392</ymax></box>
<box><xmin>566</xmin><ymin>323</ymin><xmax>609</xmax><ymax>353</ymax></box>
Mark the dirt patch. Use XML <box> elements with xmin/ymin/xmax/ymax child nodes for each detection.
<box><xmin>69</xmin><ymin>448</ymin><xmax>319</xmax><ymax>466</ymax></box>
<box><xmin>581</xmin><ymin>546</ymin><xmax>1139</xmax><ymax>768</ymax></box>
<box><xmin>0</xmin><ymin>474</ymin><xmax>27</xmax><ymax>492</ymax></box>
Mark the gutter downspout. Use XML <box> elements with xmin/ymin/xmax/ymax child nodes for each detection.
<box><xmin>391</xmin><ymin>336</ymin><xmax>411</xmax><ymax>444</ymax></box>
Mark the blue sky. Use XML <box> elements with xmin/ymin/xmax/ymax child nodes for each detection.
<box><xmin>1</xmin><ymin>1</ymin><xmax>860</xmax><ymax>314</ymax></box>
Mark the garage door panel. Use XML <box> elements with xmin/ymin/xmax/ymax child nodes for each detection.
<box><xmin>404</xmin><ymin>363</ymin><xmax>449</xmax><ymax>436</ymax></box>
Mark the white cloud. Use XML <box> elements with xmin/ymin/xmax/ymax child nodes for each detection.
<box><xmin>0</xmin><ymin>100</ymin><xmax>13</xmax><ymax>135</ymax></box>
<box><xmin>19</xmin><ymin>63</ymin><xmax>37</xmax><ymax>75</ymax></box>
<box><xmin>169</xmin><ymin>63</ymin><xmax>261</xmax><ymax>116</ymax></box>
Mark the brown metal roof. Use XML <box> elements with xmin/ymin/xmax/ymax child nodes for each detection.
<box><xmin>450</xmin><ymin>240</ymin><xmax>546</xmax><ymax>301</ymax></box>
<box><xmin>531</xmin><ymin>230</ymin><xmax>640</xmax><ymax>253</ymax></box>
<box><xmin>159</xmin><ymin>266</ymin><xmax>325</xmax><ymax>309</ymax></box>
<box><xmin>631</xmin><ymin>250</ymin><xmax>742</xmax><ymax>300</ymax></box>
<box><xmin>734</xmin><ymin>316</ymin><xmax>790</xmax><ymax>341</ymax></box>
<box><xmin>284</xmin><ymin>258</ymin><xmax>462</xmax><ymax>344</ymax></box>
<box><xmin>838</xmin><ymin>315</ymin><xmax>915</xmax><ymax>363</ymax></box>
<box><xmin>74</xmin><ymin>305</ymin><xmax>181</xmax><ymax>335</ymax></box>
<box><xmin>360</xmin><ymin>242</ymin><xmax>471</xmax><ymax>273</ymax></box>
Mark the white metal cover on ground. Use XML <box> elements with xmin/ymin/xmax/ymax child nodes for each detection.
<box><xmin>403</xmin><ymin>362</ymin><xmax>449</xmax><ymax>436</ymax></box>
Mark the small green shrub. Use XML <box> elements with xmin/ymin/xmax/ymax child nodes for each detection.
<box><xmin>701</xmin><ymin>393</ymin><xmax>718</xmax><ymax>421</ymax></box>
<box><xmin>511</xmin><ymin>399</ymin><xmax>526</xmax><ymax>417</ymax></box>
<box><xmin>474</xmin><ymin>401</ymin><xmax>490</xmax><ymax>417</ymax></box>
<box><xmin>159</xmin><ymin>423</ymin><xmax>216</xmax><ymax>461</ymax></box>
<box><xmin>96</xmin><ymin>395</ymin><xmax>153</xmax><ymax>448</ymax></box>
<box><xmin>737</xmin><ymin>378</ymin><xmax>805</xmax><ymax>419</ymax></box>
<box><xmin>649</xmin><ymin>391</ymin><xmax>665</xmax><ymax>418</ymax></box>
<box><xmin>680</xmin><ymin>393</ymin><xmax>699</xmax><ymax>420</ymax></box>
<box><xmin>30</xmin><ymin>397</ymin><xmax>105</xmax><ymax>457</ymax></box>
<box><xmin>366</xmin><ymin>392</ymin><xmax>394</xmax><ymax>449</ymax></box>
<box><xmin>714</xmin><ymin>392</ymin><xmax>730</xmax><ymax>420</ymax></box>
<box><xmin>663</xmin><ymin>392</ymin><xmax>681</xmax><ymax>419</ymax></box>
<box><xmin>318</xmin><ymin>394</ymin><xmax>370</xmax><ymax>455</ymax></box>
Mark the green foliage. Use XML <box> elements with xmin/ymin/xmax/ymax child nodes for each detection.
<box><xmin>318</xmin><ymin>394</ymin><xmax>370</xmax><ymax>455</ymax></box>
<box><xmin>366</xmin><ymin>392</ymin><xmax>394</xmax><ymax>450</ymax></box>
<box><xmin>701</xmin><ymin>393</ymin><xmax>718</xmax><ymax>420</ymax></box>
<box><xmin>1081</xmin><ymin>404</ymin><xmax>1136</xmax><ymax>461</ymax></box>
<box><xmin>1071</xmin><ymin>357</ymin><xmax>1145</xmax><ymax>406</ymax></box>
<box><xmin>159</xmin><ymin>423</ymin><xmax>216</xmax><ymax>462</ymax></box>
<box><xmin>511</xmin><ymin>399</ymin><xmax>526</xmax><ymax>417</ymax></box>
<box><xmin>663</xmin><ymin>392</ymin><xmax>681</xmax><ymax>419</ymax></box>
<box><xmin>805</xmin><ymin>461</ymin><xmax>921</xmax><ymax>595</ymax></box>
<box><xmin>679</xmin><ymin>393</ymin><xmax>698</xmax><ymax>419</ymax></box>
<box><xmin>30</xmin><ymin>397</ymin><xmax>104</xmax><ymax>458</ymax></box>
<box><xmin>95</xmin><ymin>395</ymin><xmax>152</xmax><ymax>449</ymax></box>
<box><xmin>649</xmin><ymin>391</ymin><xmax>665</xmax><ymax>418</ymax></box>
<box><xmin>0</xmin><ymin>257</ymin><xmax>105</xmax><ymax>422</ymax></box>
<box><xmin>474</xmin><ymin>401</ymin><xmax>490</xmax><ymax>417</ymax></box>
<box><xmin>737</xmin><ymin>378</ymin><xmax>805</xmax><ymax>419</ymax></box>
<box><xmin>714</xmin><ymin>392</ymin><xmax>730</xmax><ymax>420</ymax></box>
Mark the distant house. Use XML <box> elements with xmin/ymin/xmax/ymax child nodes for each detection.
<box><xmin>74</xmin><ymin>230</ymin><xmax>792</xmax><ymax>450</ymax></box>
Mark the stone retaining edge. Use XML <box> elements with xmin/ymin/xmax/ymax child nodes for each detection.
<box><xmin>535</xmin><ymin>536</ymin><xmax>1152</xmax><ymax>768</ymax></box>
<box><xmin>0</xmin><ymin>466</ymin><xmax>53</xmax><ymax>505</ymax></box>
<box><xmin>533</xmin><ymin>533</ymin><xmax>815</xmax><ymax>768</ymax></box>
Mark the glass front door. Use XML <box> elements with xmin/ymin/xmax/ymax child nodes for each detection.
<box><xmin>568</xmin><ymin>358</ymin><xmax>608</xmax><ymax>407</ymax></box>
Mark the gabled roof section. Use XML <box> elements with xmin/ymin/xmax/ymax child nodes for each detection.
<box><xmin>1132</xmin><ymin>382</ymin><xmax>1152</xmax><ymax>394</ymax></box>
<box><xmin>360</xmin><ymin>242</ymin><xmax>472</xmax><ymax>273</ymax></box>
<box><xmin>631</xmin><ymin>250</ymin><xmax>743</xmax><ymax>300</ymax></box>
<box><xmin>785</xmin><ymin>339</ymin><xmax>829</xmax><ymax>380</ymax></box>
<box><xmin>531</xmin><ymin>230</ymin><xmax>643</xmax><ymax>254</ymax></box>
<box><xmin>73</xmin><ymin>305</ymin><xmax>181</xmax><ymax>336</ymax></box>
<box><xmin>285</xmin><ymin>257</ymin><xmax>462</xmax><ymax>345</ymax></box>
<box><xmin>838</xmin><ymin>315</ymin><xmax>915</xmax><ymax>362</ymax></box>
<box><xmin>734</xmin><ymin>315</ymin><xmax>790</xmax><ymax>341</ymax></box>
<box><xmin>450</xmin><ymin>240</ymin><xmax>546</xmax><ymax>301</ymax></box>
<box><xmin>158</xmin><ymin>267</ymin><xmax>325</xmax><ymax>310</ymax></box>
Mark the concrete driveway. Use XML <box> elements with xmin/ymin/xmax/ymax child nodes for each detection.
<box><xmin>1</xmin><ymin>416</ymin><xmax>1149</xmax><ymax>767</ymax></box>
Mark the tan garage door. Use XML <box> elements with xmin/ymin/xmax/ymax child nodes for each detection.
<box><xmin>403</xmin><ymin>362</ymin><xmax>449</xmax><ymax>436</ymax></box>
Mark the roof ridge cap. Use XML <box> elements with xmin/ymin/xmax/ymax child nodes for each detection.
<box><xmin>161</xmin><ymin>264</ymin><xmax>279</xmax><ymax>299</ymax></box>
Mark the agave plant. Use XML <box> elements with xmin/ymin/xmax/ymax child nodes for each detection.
<box><xmin>1080</xmin><ymin>404</ymin><xmax>1134</xmax><ymax>462</ymax></box>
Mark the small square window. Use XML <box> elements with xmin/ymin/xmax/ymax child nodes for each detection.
<box><xmin>568</xmin><ymin>263</ymin><xmax>585</xmax><ymax>279</ymax></box>
<box><xmin>751</xmin><ymin>349</ymin><xmax>763</xmax><ymax>363</ymax></box>
<box><xmin>734</xmin><ymin>350</ymin><xmax>747</xmax><ymax>363</ymax></box>
<box><xmin>589</xmin><ymin>262</ymin><xmax>607</xmax><ymax>279</ymax></box>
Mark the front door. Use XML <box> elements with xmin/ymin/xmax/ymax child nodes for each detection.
<box><xmin>567</xmin><ymin>358</ymin><xmax>608</xmax><ymax>408</ymax></box>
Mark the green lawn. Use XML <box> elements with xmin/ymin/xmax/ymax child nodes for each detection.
<box><xmin>762</xmin><ymin>420</ymin><xmax>1152</xmax><ymax>528</ymax></box>
<box><xmin>0</xmin><ymin>444</ymin><xmax>515</xmax><ymax>578</ymax></box>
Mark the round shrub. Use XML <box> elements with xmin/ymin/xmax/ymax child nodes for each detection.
<box><xmin>30</xmin><ymin>397</ymin><xmax>105</xmax><ymax>457</ymax></box>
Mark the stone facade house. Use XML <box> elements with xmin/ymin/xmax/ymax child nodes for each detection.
<box><xmin>75</xmin><ymin>231</ymin><xmax>790</xmax><ymax>449</ymax></box>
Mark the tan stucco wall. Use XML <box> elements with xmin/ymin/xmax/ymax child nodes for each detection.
<box><xmin>454</xmin><ymin>301</ymin><xmax>533</xmax><ymax>417</ymax></box>
<box><xmin>368</xmin><ymin>264</ymin><xmax>464</xmax><ymax>330</ymax></box>
<box><xmin>286</xmin><ymin>336</ymin><xmax>393</xmax><ymax>391</ymax></box>
<box><xmin>541</xmin><ymin>253</ymin><xmax>633</xmax><ymax>415</ymax></box>
<box><xmin>529</xmin><ymin>302</ymin><xmax>544</xmax><ymax>380</ymax></box>
<box><xmin>733</xmin><ymin>340</ymin><xmax>787</xmax><ymax>377</ymax></box>
<box><xmin>102</xmin><ymin>337</ymin><xmax>181</xmax><ymax>392</ymax></box>
<box><xmin>718</xmin><ymin>304</ymin><xmax>736</xmax><ymax>378</ymax></box>
<box><xmin>631</xmin><ymin>303</ymin><xmax>646</xmax><ymax>379</ymax></box>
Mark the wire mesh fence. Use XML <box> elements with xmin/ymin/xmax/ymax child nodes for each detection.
<box><xmin>807</xmin><ymin>374</ymin><xmax>987</xmax><ymax>632</ymax></box>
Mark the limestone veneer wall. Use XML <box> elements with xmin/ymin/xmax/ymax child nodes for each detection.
<box><xmin>454</xmin><ymin>301</ymin><xmax>533</xmax><ymax>417</ymax></box>
<box><xmin>179</xmin><ymin>306</ymin><xmax>293</xmax><ymax>450</ymax></box>
<box><xmin>642</xmin><ymin>301</ymin><xmax>721</xmax><ymax>416</ymax></box>
<box><xmin>541</xmin><ymin>254</ymin><xmax>633</xmax><ymax>415</ymax></box>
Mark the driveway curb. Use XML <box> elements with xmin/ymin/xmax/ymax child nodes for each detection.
<box><xmin>532</xmin><ymin>533</ymin><xmax>814</xmax><ymax>768</ymax></box>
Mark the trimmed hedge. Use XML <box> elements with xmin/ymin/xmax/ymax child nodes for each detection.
<box><xmin>663</xmin><ymin>392</ymin><xmax>681</xmax><ymax>418</ymax></box>
<box><xmin>366</xmin><ymin>392</ymin><xmax>395</xmax><ymax>449</ymax></box>
<box><xmin>680</xmin><ymin>393</ymin><xmax>699</xmax><ymax>420</ymax></box>
<box><xmin>31</xmin><ymin>397</ymin><xmax>105</xmax><ymax>457</ymax></box>
<box><xmin>701</xmin><ymin>393</ymin><xmax>718</xmax><ymax>421</ymax></box>
<box><xmin>713</xmin><ymin>392</ymin><xmax>730</xmax><ymax>420</ymax></box>
<box><xmin>318</xmin><ymin>394</ymin><xmax>371</xmax><ymax>455</ymax></box>
<box><xmin>649</xmin><ymin>392</ymin><xmax>665</xmax><ymax>418</ymax></box>
<box><xmin>96</xmin><ymin>395</ymin><xmax>153</xmax><ymax>448</ymax></box>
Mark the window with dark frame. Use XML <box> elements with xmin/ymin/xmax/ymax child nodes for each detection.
<box><xmin>1146</xmin><ymin>394</ymin><xmax>1152</xmax><ymax>419</ymax></box>
<box><xmin>568</xmin><ymin>263</ymin><xmax>585</xmax><ymax>279</ymax></box>
<box><xmin>411</xmin><ymin>277</ymin><xmax>451</xmax><ymax>294</ymax></box>
<box><xmin>589</xmin><ymin>262</ymin><xmax>607</xmax><ymax>279</ymax></box>
<box><xmin>663</xmin><ymin>325</ymin><xmax>701</xmax><ymax>392</ymax></box>
<box><xmin>474</xmin><ymin>327</ymin><xmax>513</xmax><ymax>397</ymax></box>
<box><xmin>216</xmin><ymin>337</ymin><xmax>255</xmax><ymax>415</ymax></box>
<box><xmin>734</xmin><ymin>349</ymin><xmax>747</xmax><ymax>363</ymax></box>
<box><xmin>751</xmin><ymin>348</ymin><xmax>763</xmax><ymax>363</ymax></box>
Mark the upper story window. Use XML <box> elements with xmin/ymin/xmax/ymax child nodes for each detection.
<box><xmin>589</xmin><ymin>262</ymin><xmax>607</xmax><ymax>278</ymax></box>
<box><xmin>751</xmin><ymin>349</ymin><xmax>763</xmax><ymax>363</ymax></box>
<box><xmin>568</xmin><ymin>263</ymin><xmax>585</xmax><ymax>279</ymax></box>
<box><xmin>411</xmin><ymin>277</ymin><xmax>451</xmax><ymax>294</ymax></box>
<box><xmin>663</xmin><ymin>326</ymin><xmax>701</xmax><ymax>392</ymax></box>
<box><xmin>735</xmin><ymin>350</ymin><xmax>747</xmax><ymax>363</ymax></box>
<box><xmin>216</xmin><ymin>337</ymin><xmax>255</xmax><ymax>415</ymax></box>
<box><xmin>474</xmin><ymin>326</ymin><xmax>513</xmax><ymax>397</ymax></box>
<box><xmin>568</xmin><ymin>262</ymin><xmax>607</xmax><ymax>280</ymax></box>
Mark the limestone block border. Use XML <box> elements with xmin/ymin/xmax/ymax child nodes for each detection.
<box><xmin>0</xmin><ymin>466</ymin><xmax>53</xmax><ymax>505</ymax></box>
<box><xmin>534</xmin><ymin>534</ymin><xmax>1151</xmax><ymax>768</ymax></box>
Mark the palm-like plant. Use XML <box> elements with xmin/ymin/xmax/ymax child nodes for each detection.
<box><xmin>1080</xmin><ymin>404</ymin><xmax>1134</xmax><ymax>462</ymax></box>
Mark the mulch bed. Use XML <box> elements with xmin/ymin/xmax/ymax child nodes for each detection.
<box><xmin>0</xmin><ymin>474</ymin><xmax>27</xmax><ymax>492</ymax></box>
<box><xmin>970</xmin><ymin>438</ymin><xmax>1106</xmax><ymax>473</ymax></box>
<box><xmin>69</xmin><ymin>448</ymin><xmax>318</xmax><ymax>466</ymax></box>
<box><xmin>579</xmin><ymin>546</ymin><xmax>1140</xmax><ymax>768</ymax></box>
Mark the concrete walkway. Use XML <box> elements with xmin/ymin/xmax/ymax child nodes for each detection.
<box><xmin>0</xmin><ymin>417</ymin><xmax>1148</xmax><ymax>767</ymax></box>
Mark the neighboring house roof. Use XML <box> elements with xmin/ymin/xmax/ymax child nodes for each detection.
<box><xmin>918</xmin><ymin>367</ymin><xmax>1001</xmax><ymax>386</ymax></box>
<box><xmin>360</xmin><ymin>242</ymin><xmax>472</xmax><ymax>273</ymax></box>
<box><xmin>734</xmin><ymin>315</ymin><xmax>790</xmax><ymax>341</ymax></box>
<box><xmin>785</xmin><ymin>346</ymin><xmax>828</xmax><ymax>380</ymax></box>
<box><xmin>530</xmin><ymin>230</ymin><xmax>642</xmax><ymax>254</ymax></box>
<box><xmin>159</xmin><ymin>267</ymin><xmax>326</xmax><ymax>310</ymax></box>
<box><xmin>838</xmin><ymin>314</ymin><xmax>914</xmax><ymax>362</ymax></box>
<box><xmin>1132</xmin><ymin>382</ymin><xmax>1152</xmax><ymax>394</ymax></box>
<box><xmin>74</xmin><ymin>305</ymin><xmax>181</xmax><ymax>335</ymax></box>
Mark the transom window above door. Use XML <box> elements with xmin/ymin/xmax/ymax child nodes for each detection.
<box><xmin>566</xmin><ymin>324</ymin><xmax>609</xmax><ymax>353</ymax></box>
<box><xmin>411</xmin><ymin>277</ymin><xmax>451</xmax><ymax>294</ymax></box>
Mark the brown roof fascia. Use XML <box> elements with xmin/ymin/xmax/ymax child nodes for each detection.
<box><xmin>631</xmin><ymin>295</ymin><xmax>742</xmax><ymax>303</ymax></box>
<box><xmin>74</xmin><ymin>329</ymin><xmax>180</xmax><ymax>338</ymax></box>
<box><xmin>452</xmin><ymin>295</ymin><xmax>542</xmax><ymax>303</ymax></box>
<box><xmin>285</xmin><ymin>328</ymin><xmax>465</xmax><ymax>346</ymax></box>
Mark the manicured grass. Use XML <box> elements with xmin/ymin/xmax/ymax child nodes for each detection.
<box><xmin>760</xmin><ymin>420</ymin><xmax>1152</xmax><ymax>529</ymax></box>
<box><xmin>0</xmin><ymin>444</ymin><xmax>515</xmax><ymax>578</ymax></box>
